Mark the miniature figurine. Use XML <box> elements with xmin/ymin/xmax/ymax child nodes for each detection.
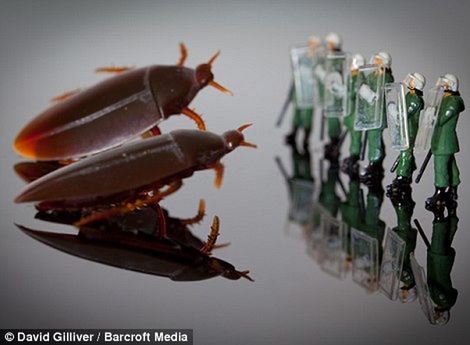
<box><xmin>283</xmin><ymin>36</ymin><xmax>321</xmax><ymax>149</ymax></box>
<box><xmin>341</xmin><ymin>54</ymin><xmax>365</xmax><ymax>174</ymax></box>
<box><xmin>275</xmin><ymin>142</ymin><xmax>314</xmax><ymax>227</ymax></box>
<box><xmin>358</xmin><ymin>52</ymin><xmax>394</xmax><ymax>183</ymax></box>
<box><xmin>387</xmin><ymin>73</ymin><xmax>426</xmax><ymax>195</ymax></box>
<box><xmin>388</xmin><ymin>189</ymin><xmax>418</xmax><ymax>302</ymax></box>
<box><xmin>427</xmin><ymin>203</ymin><xmax>459</xmax><ymax>324</ymax></box>
<box><xmin>425</xmin><ymin>74</ymin><xmax>464</xmax><ymax>209</ymax></box>
<box><xmin>319</xmin><ymin>32</ymin><xmax>344</xmax><ymax>159</ymax></box>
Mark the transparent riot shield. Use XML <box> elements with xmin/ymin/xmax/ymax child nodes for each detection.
<box><xmin>379</xmin><ymin>228</ymin><xmax>406</xmax><ymax>300</ymax></box>
<box><xmin>308</xmin><ymin>203</ymin><xmax>329</xmax><ymax>261</ymax></box>
<box><xmin>312</xmin><ymin>48</ymin><xmax>327</xmax><ymax>109</ymax></box>
<box><xmin>414</xmin><ymin>86</ymin><xmax>445</xmax><ymax>153</ymax></box>
<box><xmin>323</xmin><ymin>52</ymin><xmax>350</xmax><ymax>118</ymax></box>
<box><xmin>354</xmin><ymin>64</ymin><xmax>386</xmax><ymax>131</ymax></box>
<box><xmin>410</xmin><ymin>254</ymin><xmax>438</xmax><ymax>324</ymax></box>
<box><xmin>351</xmin><ymin>228</ymin><xmax>379</xmax><ymax>292</ymax></box>
<box><xmin>318</xmin><ymin>213</ymin><xmax>346</xmax><ymax>278</ymax></box>
<box><xmin>288</xmin><ymin>179</ymin><xmax>314</xmax><ymax>225</ymax></box>
<box><xmin>290</xmin><ymin>45</ymin><xmax>315</xmax><ymax>109</ymax></box>
<box><xmin>384</xmin><ymin>82</ymin><xmax>409</xmax><ymax>150</ymax></box>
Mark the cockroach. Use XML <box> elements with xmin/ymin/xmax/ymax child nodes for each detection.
<box><xmin>13</xmin><ymin>43</ymin><xmax>233</xmax><ymax>161</ymax></box>
<box><xmin>17</xmin><ymin>202</ymin><xmax>252</xmax><ymax>282</ymax></box>
<box><xmin>14</xmin><ymin>126</ymin><xmax>256</xmax><ymax>226</ymax></box>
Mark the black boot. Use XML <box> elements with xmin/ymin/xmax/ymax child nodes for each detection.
<box><xmin>425</xmin><ymin>187</ymin><xmax>448</xmax><ymax>210</ymax></box>
<box><xmin>386</xmin><ymin>176</ymin><xmax>412</xmax><ymax>196</ymax></box>
<box><xmin>360</xmin><ymin>161</ymin><xmax>384</xmax><ymax>186</ymax></box>
<box><xmin>303</xmin><ymin>128</ymin><xmax>311</xmax><ymax>150</ymax></box>
<box><xmin>341</xmin><ymin>155</ymin><xmax>359</xmax><ymax>176</ymax></box>
<box><xmin>285</xmin><ymin>129</ymin><xmax>297</xmax><ymax>145</ymax></box>
<box><xmin>324</xmin><ymin>138</ymin><xmax>340</xmax><ymax>162</ymax></box>
<box><xmin>448</xmin><ymin>186</ymin><xmax>458</xmax><ymax>201</ymax></box>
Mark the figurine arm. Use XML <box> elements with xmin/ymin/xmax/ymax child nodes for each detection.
<box><xmin>359</xmin><ymin>84</ymin><xmax>377</xmax><ymax>104</ymax></box>
<box><xmin>314</xmin><ymin>64</ymin><xmax>326</xmax><ymax>81</ymax></box>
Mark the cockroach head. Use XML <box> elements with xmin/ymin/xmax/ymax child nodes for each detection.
<box><xmin>195</xmin><ymin>63</ymin><xmax>214</xmax><ymax>88</ymax></box>
<box><xmin>222</xmin><ymin>123</ymin><xmax>257</xmax><ymax>151</ymax></box>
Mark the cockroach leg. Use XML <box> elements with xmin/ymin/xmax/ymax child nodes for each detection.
<box><xmin>74</xmin><ymin>180</ymin><xmax>183</xmax><ymax>227</ymax></box>
<box><xmin>181</xmin><ymin>108</ymin><xmax>206</xmax><ymax>130</ymax></box>
<box><xmin>179</xmin><ymin>199</ymin><xmax>206</xmax><ymax>225</ymax></box>
<box><xmin>208</xmin><ymin>161</ymin><xmax>224</xmax><ymax>189</ymax></box>
<box><xmin>177</xmin><ymin>42</ymin><xmax>188</xmax><ymax>67</ymax></box>
<box><xmin>200</xmin><ymin>215</ymin><xmax>220</xmax><ymax>255</ymax></box>
<box><xmin>212</xmin><ymin>242</ymin><xmax>231</xmax><ymax>250</ymax></box>
<box><xmin>51</xmin><ymin>88</ymin><xmax>81</xmax><ymax>103</ymax></box>
<box><xmin>238</xmin><ymin>270</ymin><xmax>254</xmax><ymax>282</ymax></box>
<box><xmin>95</xmin><ymin>66</ymin><xmax>133</xmax><ymax>74</ymax></box>
<box><xmin>141</xmin><ymin>125</ymin><xmax>162</xmax><ymax>139</ymax></box>
<box><xmin>154</xmin><ymin>203</ymin><xmax>168</xmax><ymax>238</ymax></box>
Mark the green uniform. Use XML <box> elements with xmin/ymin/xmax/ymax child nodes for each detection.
<box><xmin>396</xmin><ymin>90</ymin><xmax>424</xmax><ymax>177</ymax></box>
<box><xmin>391</xmin><ymin>197</ymin><xmax>417</xmax><ymax>286</ymax></box>
<box><xmin>340</xmin><ymin>178</ymin><xmax>363</xmax><ymax>256</ymax></box>
<box><xmin>291</xmin><ymin>102</ymin><xmax>314</xmax><ymax>131</ymax></box>
<box><xmin>427</xmin><ymin>213</ymin><xmax>459</xmax><ymax>309</ymax></box>
<box><xmin>319</xmin><ymin>165</ymin><xmax>340</xmax><ymax>216</ymax></box>
<box><xmin>367</xmin><ymin>69</ymin><xmax>394</xmax><ymax>163</ymax></box>
<box><xmin>343</xmin><ymin>72</ymin><xmax>363</xmax><ymax>156</ymax></box>
<box><xmin>431</xmin><ymin>93</ymin><xmax>465</xmax><ymax>188</ymax></box>
<box><xmin>287</xmin><ymin>147</ymin><xmax>314</xmax><ymax>225</ymax></box>
<box><xmin>363</xmin><ymin>187</ymin><xmax>386</xmax><ymax>260</ymax></box>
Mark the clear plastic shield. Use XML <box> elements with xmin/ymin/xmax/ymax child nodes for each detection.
<box><xmin>290</xmin><ymin>45</ymin><xmax>315</xmax><ymax>109</ymax></box>
<box><xmin>288</xmin><ymin>179</ymin><xmax>314</xmax><ymax>225</ymax></box>
<box><xmin>312</xmin><ymin>48</ymin><xmax>327</xmax><ymax>108</ymax></box>
<box><xmin>308</xmin><ymin>203</ymin><xmax>329</xmax><ymax>261</ymax></box>
<box><xmin>351</xmin><ymin>228</ymin><xmax>379</xmax><ymax>292</ymax></box>
<box><xmin>379</xmin><ymin>228</ymin><xmax>406</xmax><ymax>300</ymax></box>
<box><xmin>354</xmin><ymin>65</ymin><xmax>386</xmax><ymax>131</ymax></box>
<box><xmin>410</xmin><ymin>254</ymin><xmax>438</xmax><ymax>324</ymax></box>
<box><xmin>414</xmin><ymin>86</ymin><xmax>445</xmax><ymax>153</ymax></box>
<box><xmin>318</xmin><ymin>213</ymin><xmax>346</xmax><ymax>278</ymax></box>
<box><xmin>384</xmin><ymin>82</ymin><xmax>409</xmax><ymax>150</ymax></box>
<box><xmin>323</xmin><ymin>52</ymin><xmax>350</xmax><ymax>118</ymax></box>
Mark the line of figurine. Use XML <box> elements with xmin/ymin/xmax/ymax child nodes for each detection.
<box><xmin>277</xmin><ymin>32</ymin><xmax>465</xmax><ymax>211</ymax></box>
<box><xmin>276</xmin><ymin>143</ymin><xmax>459</xmax><ymax>325</ymax></box>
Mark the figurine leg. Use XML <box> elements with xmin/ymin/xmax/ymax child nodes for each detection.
<box><xmin>179</xmin><ymin>199</ymin><xmax>206</xmax><ymax>225</ymax></box>
<box><xmin>181</xmin><ymin>107</ymin><xmax>206</xmax><ymax>130</ymax></box>
<box><xmin>75</xmin><ymin>181</ymin><xmax>182</xmax><ymax>227</ymax></box>
<box><xmin>200</xmin><ymin>216</ymin><xmax>220</xmax><ymax>255</ymax></box>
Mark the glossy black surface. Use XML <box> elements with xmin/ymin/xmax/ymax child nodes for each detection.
<box><xmin>1</xmin><ymin>1</ymin><xmax>470</xmax><ymax>344</ymax></box>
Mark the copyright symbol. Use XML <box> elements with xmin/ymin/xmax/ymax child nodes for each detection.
<box><xmin>4</xmin><ymin>332</ymin><xmax>14</xmax><ymax>342</ymax></box>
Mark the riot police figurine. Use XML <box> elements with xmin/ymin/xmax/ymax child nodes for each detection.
<box><xmin>341</xmin><ymin>54</ymin><xmax>365</xmax><ymax>175</ymax></box>
<box><xmin>321</xmin><ymin>32</ymin><xmax>344</xmax><ymax>160</ymax></box>
<box><xmin>425</xmin><ymin>74</ymin><xmax>465</xmax><ymax>209</ymax></box>
<box><xmin>285</xmin><ymin>36</ymin><xmax>321</xmax><ymax>149</ymax></box>
<box><xmin>387</xmin><ymin>73</ymin><xmax>426</xmax><ymax>195</ymax></box>
<box><xmin>359</xmin><ymin>52</ymin><xmax>394</xmax><ymax>183</ymax></box>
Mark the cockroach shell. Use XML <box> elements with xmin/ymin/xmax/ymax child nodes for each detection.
<box><xmin>14</xmin><ymin>129</ymin><xmax>228</xmax><ymax>204</ymax></box>
<box><xmin>14</xmin><ymin>65</ymin><xmax>201</xmax><ymax>161</ymax></box>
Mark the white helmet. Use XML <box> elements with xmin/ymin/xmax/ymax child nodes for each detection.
<box><xmin>440</xmin><ymin>74</ymin><xmax>459</xmax><ymax>92</ymax></box>
<box><xmin>324</xmin><ymin>32</ymin><xmax>342</xmax><ymax>50</ymax></box>
<box><xmin>370</xmin><ymin>51</ymin><xmax>392</xmax><ymax>67</ymax></box>
<box><xmin>351</xmin><ymin>54</ymin><xmax>365</xmax><ymax>70</ymax></box>
<box><xmin>404</xmin><ymin>72</ymin><xmax>426</xmax><ymax>91</ymax></box>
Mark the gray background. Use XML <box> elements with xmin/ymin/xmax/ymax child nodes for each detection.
<box><xmin>1</xmin><ymin>0</ymin><xmax>469</xmax><ymax>344</ymax></box>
